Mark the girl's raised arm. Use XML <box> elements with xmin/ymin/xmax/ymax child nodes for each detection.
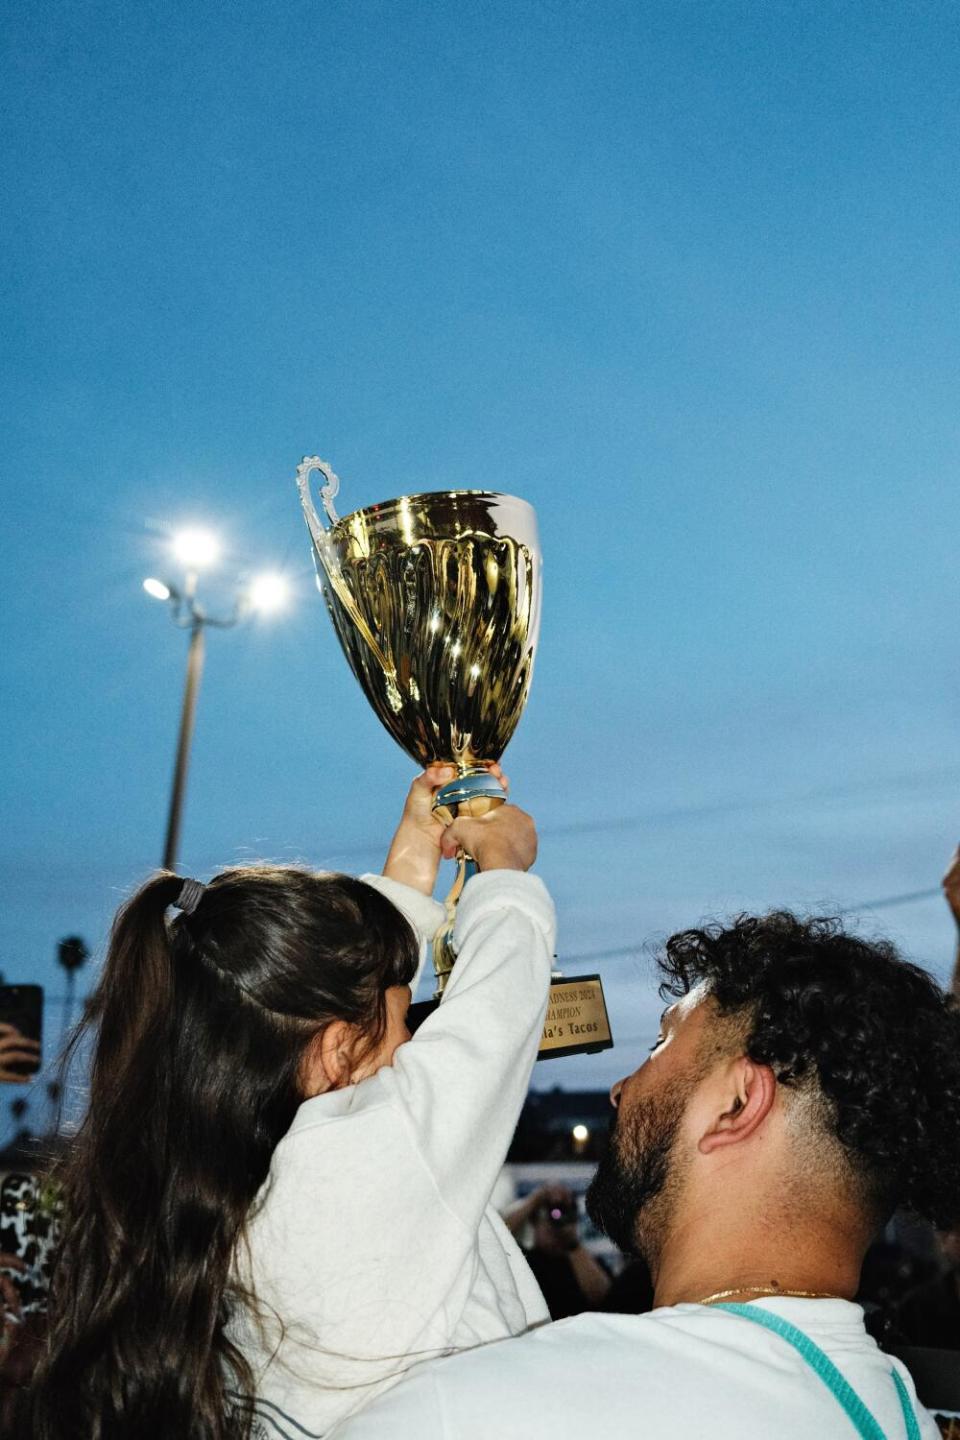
<box><xmin>382</xmin><ymin>805</ymin><xmax>555</xmax><ymax>1230</ymax></box>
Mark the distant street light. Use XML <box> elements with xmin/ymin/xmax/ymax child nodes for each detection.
<box><xmin>145</xmin><ymin>528</ymin><xmax>290</xmax><ymax>871</ymax></box>
<box><xmin>571</xmin><ymin>1123</ymin><xmax>590</xmax><ymax>1156</ymax></box>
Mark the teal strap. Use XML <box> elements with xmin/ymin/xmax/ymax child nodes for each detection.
<box><xmin>890</xmin><ymin>1369</ymin><xmax>922</xmax><ymax>1440</ymax></box>
<box><xmin>714</xmin><ymin>1303</ymin><xmax>921</xmax><ymax>1440</ymax></box>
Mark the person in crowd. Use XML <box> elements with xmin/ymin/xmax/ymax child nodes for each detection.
<box><xmin>0</xmin><ymin>1252</ymin><xmax>46</xmax><ymax>1435</ymax></box>
<box><xmin>504</xmin><ymin>1185</ymin><xmax>610</xmax><ymax>1319</ymax></box>
<box><xmin>0</xmin><ymin>1254</ymin><xmax>26</xmax><ymax>1374</ymax></box>
<box><xmin>0</xmin><ymin>1172</ymin><xmax>62</xmax><ymax>1430</ymax></box>
<box><xmin>333</xmin><ymin>912</ymin><xmax>960</xmax><ymax>1440</ymax></box>
<box><xmin>941</xmin><ymin>844</ymin><xmax>960</xmax><ymax>1000</ymax></box>
<box><xmin>897</xmin><ymin>1227</ymin><xmax>960</xmax><ymax>1351</ymax></box>
<box><xmin>856</xmin><ymin>1214</ymin><xmax>942</xmax><ymax>1346</ymax></box>
<box><xmin>600</xmin><ymin>1254</ymin><xmax>655</xmax><ymax>1315</ymax></box>
<box><xmin>24</xmin><ymin>768</ymin><xmax>555</xmax><ymax>1440</ymax></box>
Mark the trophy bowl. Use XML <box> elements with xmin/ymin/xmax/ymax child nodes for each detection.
<box><xmin>297</xmin><ymin>459</ymin><xmax>542</xmax><ymax>777</ymax></box>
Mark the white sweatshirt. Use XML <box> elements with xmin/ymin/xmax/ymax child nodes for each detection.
<box><xmin>229</xmin><ymin>868</ymin><xmax>555</xmax><ymax>1440</ymax></box>
<box><xmin>329</xmin><ymin>1297</ymin><xmax>940</xmax><ymax>1440</ymax></box>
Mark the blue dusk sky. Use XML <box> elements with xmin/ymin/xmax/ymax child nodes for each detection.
<box><xmin>2</xmin><ymin>0</ymin><xmax>959</xmax><ymax>1137</ymax></box>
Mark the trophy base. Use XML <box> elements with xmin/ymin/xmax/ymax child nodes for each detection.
<box><xmin>408</xmin><ymin>972</ymin><xmax>613</xmax><ymax>1062</ymax></box>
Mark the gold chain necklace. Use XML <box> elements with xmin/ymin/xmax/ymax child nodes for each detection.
<box><xmin>695</xmin><ymin>1285</ymin><xmax>843</xmax><ymax>1306</ymax></box>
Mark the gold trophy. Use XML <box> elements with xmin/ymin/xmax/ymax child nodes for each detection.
<box><xmin>297</xmin><ymin>455</ymin><xmax>611</xmax><ymax>1060</ymax></box>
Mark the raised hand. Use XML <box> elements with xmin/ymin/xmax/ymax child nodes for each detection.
<box><xmin>383</xmin><ymin>764</ymin><xmax>508</xmax><ymax>895</ymax></box>
<box><xmin>440</xmin><ymin>801</ymin><xmax>536</xmax><ymax>874</ymax></box>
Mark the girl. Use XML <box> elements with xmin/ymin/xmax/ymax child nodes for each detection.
<box><xmin>27</xmin><ymin>767</ymin><xmax>555</xmax><ymax>1440</ymax></box>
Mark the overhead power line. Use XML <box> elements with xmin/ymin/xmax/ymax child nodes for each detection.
<box><xmin>318</xmin><ymin>763</ymin><xmax>960</xmax><ymax>861</ymax></box>
<box><xmin>851</xmin><ymin>886</ymin><xmax>941</xmax><ymax>913</ymax></box>
<box><xmin>562</xmin><ymin>885</ymin><xmax>945</xmax><ymax>967</ymax></box>
<box><xmin>545</xmin><ymin>765</ymin><xmax>960</xmax><ymax>841</ymax></box>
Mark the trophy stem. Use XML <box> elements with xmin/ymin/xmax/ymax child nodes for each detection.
<box><xmin>431</xmin><ymin>763</ymin><xmax>504</xmax><ymax>997</ymax></box>
<box><xmin>432</xmin><ymin>854</ymin><xmax>475</xmax><ymax>995</ymax></box>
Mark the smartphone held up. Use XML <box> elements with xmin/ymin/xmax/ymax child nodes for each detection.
<box><xmin>0</xmin><ymin>986</ymin><xmax>43</xmax><ymax>1082</ymax></box>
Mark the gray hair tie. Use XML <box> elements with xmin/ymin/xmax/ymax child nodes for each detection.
<box><xmin>175</xmin><ymin>878</ymin><xmax>206</xmax><ymax>915</ymax></box>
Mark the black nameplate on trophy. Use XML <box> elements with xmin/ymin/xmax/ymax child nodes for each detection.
<box><xmin>408</xmin><ymin>972</ymin><xmax>613</xmax><ymax>1062</ymax></box>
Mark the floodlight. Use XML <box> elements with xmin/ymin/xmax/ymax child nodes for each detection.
<box><xmin>143</xmin><ymin>577</ymin><xmax>171</xmax><ymax>601</ymax></box>
<box><xmin>172</xmin><ymin>528</ymin><xmax>221</xmax><ymax>570</ymax></box>
<box><xmin>248</xmin><ymin>573</ymin><xmax>290</xmax><ymax>615</ymax></box>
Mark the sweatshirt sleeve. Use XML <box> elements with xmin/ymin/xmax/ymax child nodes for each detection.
<box><xmin>360</xmin><ymin>873</ymin><xmax>446</xmax><ymax>994</ymax></box>
<box><xmin>382</xmin><ymin>869</ymin><xmax>556</xmax><ymax>1228</ymax></box>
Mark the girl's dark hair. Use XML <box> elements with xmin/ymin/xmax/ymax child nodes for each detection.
<box><xmin>26</xmin><ymin>865</ymin><xmax>418</xmax><ymax>1440</ymax></box>
<box><xmin>657</xmin><ymin>911</ymin><xmax>960</xmax><ymax>1229</ymax></box>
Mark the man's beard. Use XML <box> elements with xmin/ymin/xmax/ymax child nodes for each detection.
<box><xmin>586</xmin><ymin>1081</ymin><xmax>691</xmax><ymax>1264</ymax></box>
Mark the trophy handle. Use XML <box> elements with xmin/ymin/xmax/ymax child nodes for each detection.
<box><xmin>296</xmin><ymin>455</ymin><xmax>341</xmax><ymax>526</ymax></box>
<box><xmin>296</xmin><ymin>455</ymin><xmax>391</xmax><ymax>673</ymax></box>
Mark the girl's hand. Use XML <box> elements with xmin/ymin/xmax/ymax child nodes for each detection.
<box><xmin>383</xmin><ymin>764</ymin><xmax>508</xmax><ymax>895</ymax></box>
<box><xmin>440</xmin><ymin>801</ymin><xmax>535</xmax><ymax>873</ymax></box>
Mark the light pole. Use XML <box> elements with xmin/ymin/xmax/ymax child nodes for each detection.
<box><xmin>163</xmin><ymin>610</ymin><xmax>207</xmax><ymax>873</ymax></box>
<box><xmin>144</xmin><ymin>528</ymin><xmax>289</xmax><ymax>872</ymax></box>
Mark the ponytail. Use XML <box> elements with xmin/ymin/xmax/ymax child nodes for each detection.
<box><xmin>86</xmin><ymin>871</ymin><xmax>183</xmax><ymax>1175</ymax></box>
<box><xmin>26</xmin><ymin>863</ymin><xmax>418</xmax><ymax>1440</ymax></box>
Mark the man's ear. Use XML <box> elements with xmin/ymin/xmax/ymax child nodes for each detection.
<box><xmin>698</xmin><ymin>1057</ymin><xmax>777</xmax><ymax>1154</ymax></box>
<box><xmin>301</xmin><ymin>1021</ymin><xmax>358</xmax><ymax>1096</ymax></box>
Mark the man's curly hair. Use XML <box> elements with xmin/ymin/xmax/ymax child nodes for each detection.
<box><xmin>657</xmin><ymin>912</ymin><xmax>960</xmax><ymax>1230</ymax></box>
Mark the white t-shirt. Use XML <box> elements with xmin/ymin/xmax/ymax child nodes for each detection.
<box><xmin>229</xmin><ymin>869</ymin><xmax>555</xmax><ymax>1439</ymax></box>
<box><xmin>330</xmin><ymin>1297</ymin><xmax>940</xmax><ymax>1440</ymax></box>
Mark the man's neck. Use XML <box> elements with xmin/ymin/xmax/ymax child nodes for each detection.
<box><xmin>650</xmin><ymin>1205</ymin><xmax>864</xmax><ymax>1309</ymax></box>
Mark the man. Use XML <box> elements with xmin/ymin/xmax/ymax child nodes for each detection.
<box><xmin>332</xmin><ymin>912</ymin><xmax>960</xmax><ymax>1440</ymax></box>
